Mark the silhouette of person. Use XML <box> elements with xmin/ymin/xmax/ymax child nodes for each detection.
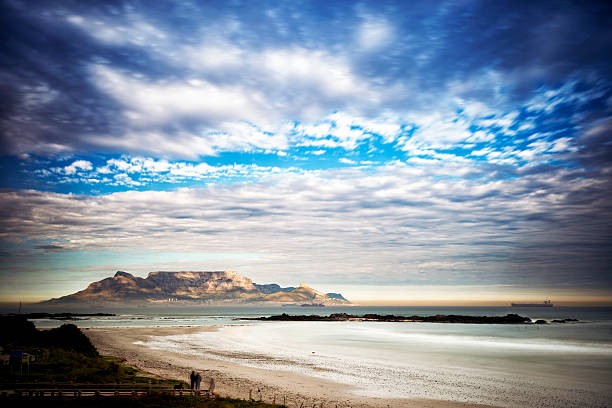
<box><xmin>209</xmin><ymin>377</ymin><xmax>215</xmax><ymax>394</ymax></box>
<box><xmin>190</xmin><ymin>370</ymin><xmax>196</xmax><ymax>390</ymax></box>
<box><xmin>195</xmin><ymin>371</ymin><xmax>202</xmax><ymax>391</ymax></box>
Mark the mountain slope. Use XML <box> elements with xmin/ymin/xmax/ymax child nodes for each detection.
<box><xmin>43</xmin><ymin>271</ymin><xmax>261</xmax><ymax>304</ymax></box>
<box><xmin>253</xmin><ymin>283</ymin><xmax>296</xmax><ymax>294</ymax></box>
<box><xmin>325</xmin><ymin>292</ymin><xmax>348</xmax><ymax>301</ymax></box>
<box><xmin>263</xmin><ymin>282</ymin><xmax>347</xmax><ymax>305</ymax></box>
<box><xmin>42</xmin><ymin>271</ymin><xmax>349</xmax><ymax>305</ymax></box>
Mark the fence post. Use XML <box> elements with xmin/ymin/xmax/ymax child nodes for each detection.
<box><xmin>249</xmin><ymin>389</ymin><xmax>252</xmax><ymax>401</ymax></box>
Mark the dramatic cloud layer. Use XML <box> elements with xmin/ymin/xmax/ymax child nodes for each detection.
<box><xmin>0</xmin><ymin>0</ymin><xmax>611</xmax><ymax>302</ymax></box>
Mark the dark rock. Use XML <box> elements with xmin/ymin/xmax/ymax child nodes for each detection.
<box><xmin>551</xmin><ymin>318</ymin><xmax>579</xmax><ymax>323</ymax></box>
<box><xmin>535</xmin><ymin>319</ymin><xmax>548</xmax><ymax>324</ymax></box>
<box><xmin>244</xmin><ymin>313</ymin><xmax>534</xmax><ymax>324</ymax></box>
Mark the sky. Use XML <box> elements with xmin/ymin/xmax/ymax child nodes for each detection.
<box><xmin>1</xmin><ymin>0</ymin><xmax>611</xmax><ymax>305</ymax></box>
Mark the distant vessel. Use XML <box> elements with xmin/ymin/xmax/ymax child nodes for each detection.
<box><xmin>301</xmin><ymin>303</ymin><xmax>325</xmax><ymax>307</ymax></box>
<box><xmin>511</xmin><ymin>300</ymin><xmax>553</xmax><ymax>307</ymax></box>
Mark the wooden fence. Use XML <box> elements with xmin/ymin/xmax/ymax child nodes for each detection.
<box><xmin>1</xmin><ymin>382</ymin><xmax>347</xmax><ymax>408</ymax></box>
<box><xmin>0</xmin><ymin>382</ymin><xmax>213</xmax><ymax>398</ymax></box>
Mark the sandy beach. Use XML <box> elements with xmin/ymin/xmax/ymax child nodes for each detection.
<box><xmin>85</xmin><ymin>326</ymin><xmax>493</xmax><ymax>408</ymax></box>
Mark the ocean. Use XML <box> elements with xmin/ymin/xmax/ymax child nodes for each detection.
<box><xmin>21</xmin><ymin>306</ymin><xmax>612</xmax><ymax>406</ymax></box>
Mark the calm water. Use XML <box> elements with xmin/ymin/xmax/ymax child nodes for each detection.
<box><xmin>20</xmin><ymin>305</ymin><xmax>612</xmax><ymax>329</ymax></box>
<box><xmin>18</xmin><ymin>306</ymin><xmax>612</xmax><ymax>406</ymax></box>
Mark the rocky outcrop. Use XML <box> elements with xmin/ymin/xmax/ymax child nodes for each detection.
<box><xmin>551</xmin><ymin>318</ymin><xmax>578</xmax><ymax>323</ymax></box>
<box><xmin>147</xmin><ymin>271</ymin><xmax>259</xmax><ymax>297</ymax></box>
<box><xmin>245</xmin><ymin>313</ymin><xmax>534</xmax><ymax>324</ymax></box>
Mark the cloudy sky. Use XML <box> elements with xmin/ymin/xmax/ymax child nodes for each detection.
<box><xmin>1</xmin><ymin>0</ymin><xmax>611</xmax><ymax>304</ymax></box>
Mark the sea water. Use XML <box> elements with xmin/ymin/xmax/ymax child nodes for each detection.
<box><xmin>21</xmin><ymin>306</ymin><xmax>612</xmax><ymax>406</ymax></box>
<box><xmin>22</xmin><ymin>305</ymin><xmax>612</xmax><ymax>328</ymax></box>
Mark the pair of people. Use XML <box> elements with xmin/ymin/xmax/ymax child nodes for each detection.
<box><xmin>190</xmin><ymin>370</ymin><xmax>202</xmax><ymax>390</ymax></box>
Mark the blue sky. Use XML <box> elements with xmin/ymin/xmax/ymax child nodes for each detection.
<box><xmin>1</xmin><ymin>0</ymin><xmax>611</xmax><ymax>303</ymax></box>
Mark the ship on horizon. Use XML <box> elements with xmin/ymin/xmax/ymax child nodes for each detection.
<box><xmin>511</xmin><ymin>300</ymin><xmax>553</xmax><ymax>307</ymax></box>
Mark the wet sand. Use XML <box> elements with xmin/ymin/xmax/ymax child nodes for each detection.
<box><xmin>85</xmin><ymin>326</ymin><xmax>493</xmax><ymax>408</ymax></box>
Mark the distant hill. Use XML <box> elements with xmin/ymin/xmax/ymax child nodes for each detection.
<box><xmin>42</xmin><ymin>271</ymin><xmax>349</xmax><ymax>306</ymax></box>
<box><xmin>264</xmin><ymin>282</ymin><xmax>335</xmax><ymax>304</ymax></box>
<box><xmin>325</xmin><ymin>292</ymin><xmax>348</xmax><ymax>301</ymax></box>
<box><xmin>254</xmin><ymin>283</ymin><xmax>296</xmax><ymax>294</ymax></box>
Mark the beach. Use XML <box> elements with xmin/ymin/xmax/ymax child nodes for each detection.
<box><xmin>85</xmin><ymin>322</ymin><xmax>611</xmax><ymax>408</ymax></box>
<box><xmin>86</xmin><ymin>326</ymin><xmax>493</xmax><ymax>408</ymax></box>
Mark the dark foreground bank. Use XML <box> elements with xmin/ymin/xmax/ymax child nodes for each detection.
<box><xmin>1</xmin><ymin>394</ymin><xmax>284</xmax><ymax>408</ymax></box>
<box><xmin>0</xmin><ymin>316</ymin><xmax>284</xmax><ymax>408</ymax></box>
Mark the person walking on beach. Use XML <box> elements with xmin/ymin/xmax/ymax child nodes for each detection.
<box><xmin>209</xmin><ymin>377</ymin><xmax>215</xmax><ymax>395</ymax></box>
<box><xmin>190</xmin><ymin>370</ymin><xmax>196</xmax><ymax>390</ymax></box>
<box><xmin>195</xmin><ymin>371</ymin><xmax>202</xmax><ymax>391</ymax></box>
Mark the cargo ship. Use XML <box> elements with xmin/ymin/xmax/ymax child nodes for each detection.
<box><xmin>511</xmin><ymin>300</ymin><xmax>553</xmax><ymax>307</ymax></box>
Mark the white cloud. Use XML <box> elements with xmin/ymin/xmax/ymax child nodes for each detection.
<box><xmin>357</xmin><ymin>15</ymin><xmax>393</xmax><ymax>50</ymax></box>
<box><xmin>294</xmin><ymin>112</ymin><xmax>403</xmax><ymax>150</ymax></box>
<box><xmin>63</xmin><ymin>160</ymin><xmax>92</xmax><ymax>175</ymax></box>
<box><xmin>113</xmin><ymin>173</ymin><xmax>141</xmax><ymax>186</ymax></box>
<box><xmin>183</xmin><ymin>42</ymin><xmax>245</xmax><ymax>71</ymax></box>
<box><xmin>66</xmin><ymin>14</ymin><xmax>167</xmax><ymax>47</ymax></box>
<box><xmin>87</xmin><ymin>43</ymin><xmax>384</xmax><ymax>156</ymax></box>
<box><xmin>91</xmin><ymin>65</ymin><xmax>267</xmax><ymax>126</ymax></box>
<box><xmin>4</xmin><ymin>162</ymin><xmax>608</xmax><ymax>287</ymax></box>
<box><xmin>398</xmin><ymin>111</ymin><xmax>472</xmax><ymax>154</ymax></box>
<box><xmin>261</xmin><ymin>48</ymin><xmax>373</xmax><ymax>103</ymax></box>
<box><xmin>339</xmin><ymin>158</ymin><xmax>356</xmax><ymax>164</ymax></box>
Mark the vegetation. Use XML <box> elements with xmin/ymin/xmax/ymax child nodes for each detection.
<box><xmin>0</xmin><ymin>316</ymin><xmax>177</xmax><ymax>385</ymax></box>
<box><xmin>0</xmin><ymin>316</ymin><xmax>283</xmax><ymax>407</ymax></box>
<box><xmin>1</xmin><ymin>316</ymin><xmax>98</xmax><ymax>356</ymax></box>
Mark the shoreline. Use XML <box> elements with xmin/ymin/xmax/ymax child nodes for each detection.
<box><xmin>85</xmin><ymin>326</ymin><xmax>494</xmax><ymax>408</ymax></box>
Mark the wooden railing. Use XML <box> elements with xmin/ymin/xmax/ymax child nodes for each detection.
<box><xmin>0</xmin><ymin>383</ymin><xmax>213</xmax><ymax>398</ymax></box>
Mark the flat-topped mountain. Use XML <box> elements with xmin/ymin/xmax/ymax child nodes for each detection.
<box><xmin>42</xmin><ymin>271</ymin><xmax>349</xmax><ymax>306</ymax></box>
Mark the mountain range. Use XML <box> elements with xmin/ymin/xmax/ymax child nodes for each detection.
<box><xmin>42</xmin><ymin>271</ymin><xmax>349</xmax><ymax>306</ymax></box>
